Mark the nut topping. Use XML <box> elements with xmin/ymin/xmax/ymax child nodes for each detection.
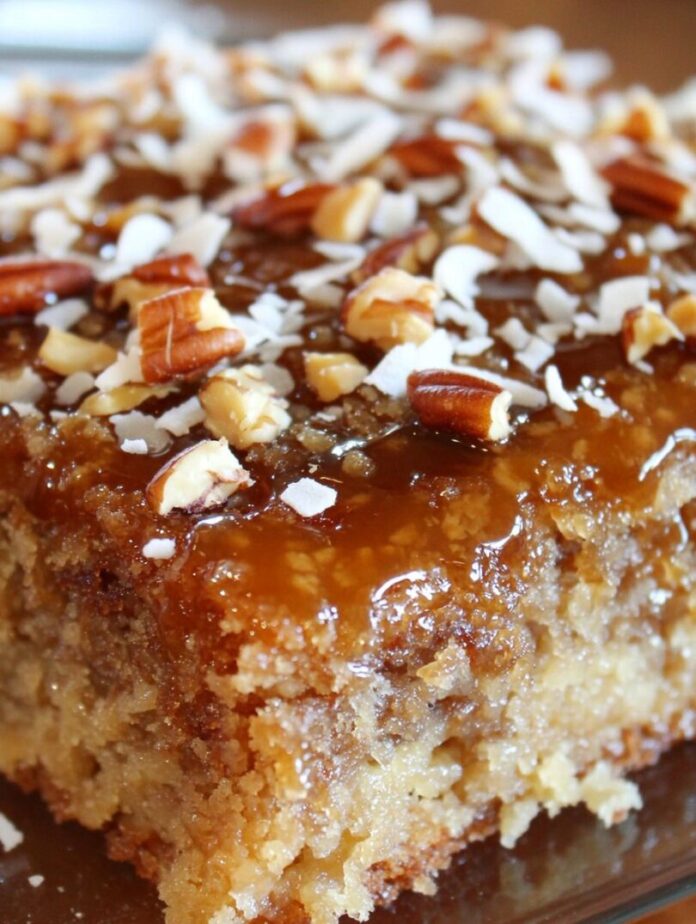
<box><xmin>341</xmin><ymin>266</ymin><xmax>441</xmax><ymax>350</ymax></box>
<box><xmin>231</xmin><ymin>181</ymin><xmax>335</xmax><ymax>236</ymax></box>
<box><xmin>304</xmin><ymin>352</ymin><xmax>368</xmax><ymax>402</ymax></box>
<box><xmin>0</xmin><ymin>260</ymin><xmax>92</xmax><ymax>315</ymax></box>
<box><xmin>310</xmin><ymin>178</ymin><xmax>383</xmax><ymax>243</ymax></box>
<box><xmin>101</xmin><ymin>253</ymin><xmax>210</xmax><ymax>314</ymax></box>
<box><xmin>79</xmin><ymin>383</ymin><xmax>173</xmax><ymax>417</ymax></box>
<box><xmin>389</xmin><ymin>135</ymin><xmax>466</xmax><ymax>177</ymax></box>
<box><xmin>200</xmin><ymin>365</ymin><xmax>291</xmax><ymax>449</ymax></box>
<box><xmin>602</xmin><ymin>156</ymin><xmax>695</xmax><ymax>226</ymax></box>
<box><xmin>146</xmin><ymin>438</ymin><xmax>252</xmax><ymax>515</ymax></box>
<box><xmin>407</xmin><ymin>368</ymin><xmax>512</xmax><ymax>441</ymax></box>
<box><xmin>38</xmin><ymin>328</ymin><xmax>117</xmax><ymax>376</ymax></box>
<box><xmin>667</xmin><ymin>294</ymin><xmax>696</xmax><ymax>341</ymax></box>
<box><xmin>622</xmin><ymin>305</ymin><xmax>683</xmax><ymax>365</ymax></box>
<box><xmin>354</xmin><ymin>225</ymin><xmax>439</xmax><ymax>283</ymax></box>
<box><xmin>138</xmin><ymin>287</ymin><xmax>244</xmax><ymax>384</ymax></box>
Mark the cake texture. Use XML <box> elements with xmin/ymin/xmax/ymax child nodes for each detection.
<box><xmin>1</xmin><ymin>3</ymin><xmax>696</xmax><ymax>922</ymax></box>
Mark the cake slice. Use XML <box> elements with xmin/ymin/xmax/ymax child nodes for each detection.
<box><xmin>1</xmin><ymin>4</ymin><xmax>696</xmax><ymax>923</ymax></box>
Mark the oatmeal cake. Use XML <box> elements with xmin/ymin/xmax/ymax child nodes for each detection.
<box><xmin>1</xmin><ymin>3</ymin><xmax>696</xmax><ymax>922</ymax></box>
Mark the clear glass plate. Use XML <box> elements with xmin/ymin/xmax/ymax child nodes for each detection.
<box><xmin>2</xmin><ymin>743</ymin><xmax>696</xmax><ymax>923</ymax></box>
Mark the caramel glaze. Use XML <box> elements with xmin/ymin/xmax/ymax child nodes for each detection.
<box><xmin>2</xmin><ymin>170</ymin><xmax>696</xmax><ymax>716</ymax></box>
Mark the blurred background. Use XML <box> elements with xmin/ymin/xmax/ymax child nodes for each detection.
<box><xmin>0</xmin><ymin>0</ymin><xmax>695</xmax><ymax>90</ymax></box>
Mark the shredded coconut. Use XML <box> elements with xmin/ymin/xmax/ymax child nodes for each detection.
<box><xmin>142</xmin><ymin>537</ymin><xmax>177</xmax><ymax>559</ymax></box>
<box><xmin>280</xmin><ymin>478</ymin><xmax>338</xmax><ymax>517</ymax></box>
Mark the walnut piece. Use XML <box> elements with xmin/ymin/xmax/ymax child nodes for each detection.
<box><xmin>138</xmin><ymin>287</ymin><xmax>244</xmax><ymax>384</ymax></box>
<box><xmin>304</xmin><ymin>352</ymin><xmax>368</xmax><ymax>402</ymax></box>
<box><xmin>146</xmin><ymin>438</ymin><xmax>252</xmax><ymax>515</ymax></box>
<box><xmin>407</xmin><ymin>368</ymin><xmax>512</xmax><ymax>441</ymax></box>
<box><xmin>341</xmin><ymin>266</ymin><xmax>441</xmax><ymax>350</ymax></box>
<box><xmin>38</xmin><ymin>328</ymin><xmax>117</xmax><ymax>376</ymax></box>
<box><xmin>200</xmin><ymin>365</ymin><xmax>291</xmax><ymax>449</ymax></box>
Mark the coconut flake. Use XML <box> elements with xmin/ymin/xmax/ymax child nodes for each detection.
<box><xmin>155</xmin><ymin>397</ymin><xmax>205</xmax><ymax>436</ymax></box>
<box><xmin>31</xmin><ymin>208</ymin><xmax>81</xmax><ymax>258</ymax></box>
<box><xmin>551</xmin><ymin>139</ymin><xmax>609</xmax><ymax>208</ymax></box>
<box><xmin>121</xmin><ymin>438</ymin><xmax>149</xmax><ymax>454</ymax></box>
<box><xmin>34</xmin><ymin>298</ymin><xmax>89</xmax><ymax>331</ymax></box>
<box><xmin>434</xmin><ymin>118</ymin><xmax>493</xmax><ymax>145</ymax></box>
<box><xmin>280</xmin><ymin>478</ymin><xmax>337</xmax><ymax>517</ymax></box>
<box><xmin>535</xmin><ymin>279</ymin><xmax>580</xmax><ymax>321</ymax></box>
<box><xmin>110</xmin><ymin>411</ymin><xmax>170</xmax><ymax>453</ymax></box>
<box><xmin>370</xmin><ymin>190</ymin><xmax>419</xmax><ymax>237</ymax></box>
<box><xmin>0</xmin><ymin>367</ymin><xmax>45</xmax><ymax>404</ymax></box>
<box><xmin>168</xmin><ymin>212</ymin><xmax>230</xmax><ymax>266</ymax></box>
<box><xmin>514</xmin><ymin>335</ymin><xmax>555</xmax><ymax>372</ymax></box>
<box><xmin>645</xmin><ymin>224</ymin><xmax>692</xmax><ymax>253</ymax></box>
<box><xmin>27</xmin><ymin>875</ymin><xmax>44</xmax><ymax>888</ymax></box>
<box><xmin>55</xmin><ymin>371</ymin><xmax>95</xmax><ymax>406</ymax></box>
<box><xmin>477</xmin><ymin>186</ymin><xmax>582</xmax><ymax>274</ymax></box>
<box><xmin>115</xmin><ymin>213</ymin><xmax>173</xmax><ymax>268</ymax></box>
<box><xmin>596</xmin><ymin>276</ymin><xmax>652</xmax><ymax>334</ymax></box>
<box><xmin>0</xmin><ymin>812</ymin><xmax>23</xmax><ymax>852</ymax></box>
<box><xmin>95</xmin><ymin>348</ymin><xmax>143</xmax><ymax>391</ymax></box>
<box><xmin>545</xmin><ymin>364</ymin><xmax>578</xmax><ymax>411</ymax></box>
<box><xmin>579</xmin><ymin>388</ymin><xmax>620</xmax><ymax>418</ymax></box>
<box><xmin>495</xmin><ymin>318</ymin><xmax>530</xmax><ymax>351</ymax></box>
<box><xmin>317</xmin><ymin>110</ymin><xmax>401</xmax><ymax>182</ymax></box>
<box><xmin>142</xmin><ymin>537</ymin><xmax>176</xmax><ymax>559</ymax></box>
<box><xmin>366</xmin><ymin>329</ymin><xmax>454</xmax><ymax>397</ymax></box>
<box><xmin>433</xmin><ymin>245</ymin><xmax>498</xmax><ymax>308</ymax></box>
<box><xmin>455</xmin><ymin>365</ymin><xmax>548</xmax><ymax>408</ymax></box>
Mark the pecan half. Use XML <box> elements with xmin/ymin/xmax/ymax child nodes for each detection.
<box><xmin>146</xmin><ymin>438</ymin><xmax>252</xmax><ymax>515</ymax></box>
<box><xmin>602</xmin><ymin>156</ymin><xmax>695</xmax><ymax>226</ymax></box>
<box><xmin>0</xmin><ymin>260</ymin><xmax>92</xmax><ymax>315</ymax></box>
<box><xmin>231</xmin><ymin>181</ymin><xmax>335</xmax><ymax>236</ymax></box>
<box><xmin>354</xmin><ymin>225</ymin><xmax>439</xmax><ymax>283</ymax></box>
<box><xmin>389</xmin><ymin>135</ymin><xmax>467</xmax><ymax>177</ymax></box>
<box><xmin>407</xmin><ymin>369</ymin><xmax>512</xmax><ymax>441</ymax></box>
<box><xmin>341</xmin><ymin>266</ymin><xmax>440</xmax><ymax>350</ymax></box>
<box><xmin>138</xmin><ymin>287</ymin><xmax>244</xmax><ymax>384</ymax></box>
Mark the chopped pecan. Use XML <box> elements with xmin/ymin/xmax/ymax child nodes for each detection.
<box><xmin>667</xmin><ymin>294</ymin><xmax>696</xmax><ymax>343</ymax></box>
<box><xmin>602</xmin><ymin>156</ymin><xmax>695</xmax><ymax>226</ymax></box>
<box><xmin>138</xmin><ymin>287</ymin><xmax>244</xmax><ymax>384</ymax></box>
<box><xmin>231</xmin><ymin>181</ymin><xmax>335</xmax><ymax>236</ymax></box>
<box><xmin>354</xmin><ymin>225</ymin><xmax>439</xmax><ymax>283</ymax></box>
<box><xmin>200</xmin><ymin>365</ymin><xmax>291</xmax><ymax>449</ymax></box>
<box><xmin>304</xmin><ymin>352</ymin><xmax>368</xmax><ymax>401</ymax></box>
<box><xmin>38</xmin><ymin>328</ymin><xmax>117</xmax><ymax>376</ymax></box>
<box><xmin>622</xmin><ymin>305</ymin><xmax>682</xmax><ymax>365</ymax></box>
<box><xmin>80</xmin><ymin>383</ymin><xmax>173</xmax><ymax>416</ymax></box>
<box><xmin>310</xmin><ymin>178</ymin><xmax>383</xmax><ymax>243</ymax></box>
<box><xmin>146</xmin><ymin>438</ymin><xmax>252</xmax><ymax>515</ymax></box>
<box><xmin>0</xmin><ymin>260</ymin><xmax>92</xmax><ymax>315</ymax></box>
<box><xmin>341</xmin><ymin>266</ymin><xmax>440</xmax><ymax>350</ymax></box>
<box><xmin>407</xmin><ymin>368</ymin><xmax>512</xmax><ymax>441</ymax></box>
<box><xmin>98</xmin><ymin>253</ymin><xmax>210</xmax><ymax>314</ymax></box>
<box><xmin>389</xmin><ymin>135</ymin><xmax>467</xmax><ymax>177</ymax></box>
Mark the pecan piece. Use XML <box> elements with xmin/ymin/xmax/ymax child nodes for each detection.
<box><xmin>98</xmin><ymin>253</ymin><xmax>210</xmax><ymax>314</ymax></box>
<box><xmin>389</xmin><ymin>135</ymin><xmax>466</xmax><ymax>177</ymax></box>
<box><xmin>310</xmin><ymin>178</ymin><xmax>383</xmax><ymax>243</ymax></box>
<box><xmin>602</xmin><ymin>156</ymin><xmax>695</xmax><ymax>226</ymax></box>
<box><xmin>304</xmin><ymin>352</ymin><xmax>368</xmax><ymax>402</ymax></box>
<box><xmin>0</xmin><ymin>260</ymin><xmax>92</xmax><ymax>315</ymax></box>
<box><xmin>353</xmin><ymin>225</ymin><xmax>439</xmax><ymax>283</ymax></box>
<box><xmin>138</xmin><ymin>287</ymin><xmax>244</xmax><ymax>384</ymax></box>
<box><xmin>341</xmin><ymin>267</ymin><xmax>440</xmax><ymax>350</ymax></box>
<box><xmin>622</xmin><ymin>305</ymin><xmax>682</xmax><ymax>365</ymax></box>
<box><xmin>667</xmin><ymin>294</ymin><xmax>696</xmax><ymax>344</ymax></box>
<box><xmin>200</xmin><ymin>365</ymin><xmax>291</xmax><ymax>449</ymax></box>
<box><xmin>407</xmin><ymin>369</ymin><xmax>512</xmax><ymax>441</ymax></box>
<box><xmin>231</xmin><ymin>181</ymin><xmax>335</xmax><ymax>236</ymax></box>
<box><xmin>147</xmin><ymin>439</ymin><xmax>252</xmax><ymax>515</ymax></box>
